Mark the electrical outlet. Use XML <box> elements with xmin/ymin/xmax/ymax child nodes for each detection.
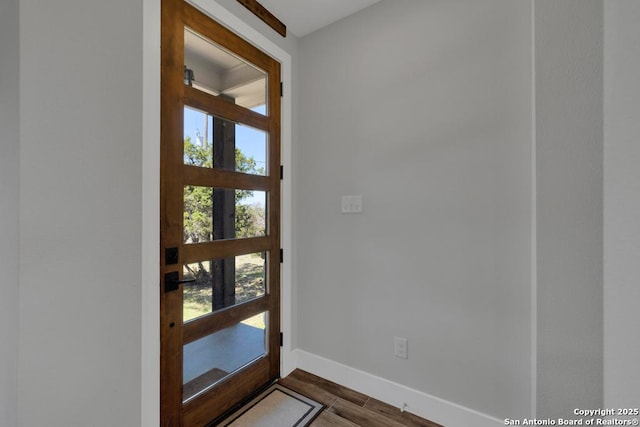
<box><xmin>341</xmin><ymin>195</ymin><xmax>363</xmax><ymax>214</ymax></box>
<box><xmin>394</xmin><ymin>337</ymin><xmax>408</xmax><ymax>359</ymax></box>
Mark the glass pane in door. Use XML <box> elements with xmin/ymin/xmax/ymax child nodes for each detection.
<box><xmin>183</xmin><ymin>106</ymin><xmax>268</xmax><ymax>175</ymax></box>
<box><xmin>184</xmin><ymin>27</ymin><xmax>268</xmax><ymax>113</ymax></box>
<box><xmin>182</xmin><ymin>252</ymin><xmax>267</xmax><ymax>322</ymax></box>
<box><xmin>182</xmin><ymin>311</ymin><xmax>267</xmax><ymax>402</ymax></box>
<box><xmin>183</xmin><ymin>186</ymin><xmax>266</xmax><ymax>244</ymax></box>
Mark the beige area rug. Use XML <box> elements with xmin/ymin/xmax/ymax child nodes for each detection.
<box><xmin>217</xmin><ymin>384</ymin><xmax>324</xmax><ymax>427</ymax></box>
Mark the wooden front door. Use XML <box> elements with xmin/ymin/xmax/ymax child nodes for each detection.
<box><xmin>160</xmin><ymin>1</ymin><xmax>281</xmax><ymax>424</ymax></box>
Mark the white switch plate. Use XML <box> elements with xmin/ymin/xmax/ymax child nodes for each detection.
<box><xmin>394</xmin><ymin>337</ymin><xmax>408</xmax><ymax>359</ymax></box>
<box><xmin>341</xmin><ymin>195</ymin><xmax>363</xmax><ymax>214</ymax></box>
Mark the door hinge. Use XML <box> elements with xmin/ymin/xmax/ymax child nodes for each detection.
<box><xmin>280</xmin><ymin>81</ymin><xmax>283</xmax><ymax>97</ymax></box>
<box><xmin>279</xmin><ymin>165</ymin><xmax>283</xmax><ymax>180</ymax></box>
<box><xmin>279</xmin><ymin>332</ymin><xmax>283</xmax><ymax>347</ymax></box>
<box><xmin>279</xmin><ymin>248</ymin><xmax>284</xmax><ymax>263</ymax></box>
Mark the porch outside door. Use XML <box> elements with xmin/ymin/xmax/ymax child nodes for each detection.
<box><xmin>160</xmin><ymin>1</ymin><xmax>282</xmax><ymax>425</ymax></box>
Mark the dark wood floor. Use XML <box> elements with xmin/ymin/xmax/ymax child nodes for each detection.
<box><xmin>279</xmin><ymin>369</ymin><xmax>444</xmax><ymax>427</ymax></box>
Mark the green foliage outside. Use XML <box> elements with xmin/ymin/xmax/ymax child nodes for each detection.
<box><xmin>183</xmin><ymin>254</ymin><xmax>265</xmax><ymax>322</ymax></box>
<box><xmin>183</xmin><ymin>136</ymin><xmax>265</xmax><ymax>243</ymax></box>
<box><xmin>182</xmin><ymin>136</ymin><xmax>266</xmax><ymax>322</ymax></box>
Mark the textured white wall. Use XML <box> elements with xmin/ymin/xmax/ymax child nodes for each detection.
<box><xmin>297</xmin><ymin>0</ymin><xmax>532</xmax><ymax>419</ymax></box>
<box><xmin>604</xmin><ymin>0</ymin><xmax>640</xmax><ymax>410</ymax></box>
<box><xmin>0</xmin><ymin>0</ymin><xmax>20</xmax><ymax>425</ymax></box>
<box><xmin>535</xmin><ymin>0</ymin><xmax>603</xmax><ymax>418</ymax></box>
<box><xmin>18</xmin><ymin>0</ymin><xmax>143</xmax><ymax>425</ymax></box>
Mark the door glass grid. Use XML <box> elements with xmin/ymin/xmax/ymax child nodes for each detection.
<box><xmin>161</xmin><ymin>5</ymin><xmax>280</xmax><ymax>422</ymax></box>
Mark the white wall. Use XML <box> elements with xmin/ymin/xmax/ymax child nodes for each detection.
<box><xmin>0</xmin><ymin>0</ymin><xmax>20</xmax><ymax>425</ymax></box>
<box><xmin>604</xmin><ymin>0</ymin><xmax>640</xmax><ymax>410</ymax></box>
<box><xmin>534</xmin><ymin>0</ymin><xmax>604</xmax><ymax>418</ymax></box>
<box><xmin>297</xmin><ymin>0</ymin><xmax>532</xmax><ymax>420</ymax></box>
<box><xmin>18</xmin><ymin>0</ymin><xmax>143</xmax><ymax>425</ymax></box>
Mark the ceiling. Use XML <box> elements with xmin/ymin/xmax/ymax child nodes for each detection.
<box><xmin>258</xmin><ymin>0</ymin><xmax>382</xmax><ymax>38</ymax></box>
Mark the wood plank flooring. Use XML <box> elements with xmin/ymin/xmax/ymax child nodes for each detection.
<box><xmin>279</xmin><ymin>369</ymin><xmax>444</xmax><ymax>427</ymax></box>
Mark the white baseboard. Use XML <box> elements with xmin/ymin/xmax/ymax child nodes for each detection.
<box><xmin>294</xmin><ymin>350</ymin><xmax>503</xmax><ymax>427</ymax></box>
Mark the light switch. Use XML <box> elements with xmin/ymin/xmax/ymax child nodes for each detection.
<box><xmin>341</xmin><ymin>195</ymin><xmax>363</xmax><ymax>214</ymax></box>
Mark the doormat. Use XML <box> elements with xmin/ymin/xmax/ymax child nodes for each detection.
<box><xmin>217</xmin><ymin>384</ymin><xmax>324</xmax><ymax>427</ymax></box>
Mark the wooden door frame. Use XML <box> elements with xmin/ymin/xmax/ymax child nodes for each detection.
<box><xmin>159</xmin><ymin>0</ymin><xmax>289</xmax><ymax>424</ymax></box>
<box><xmin>141</xmin><ymin>0</ymin><xmax>294</xmax><ymax>423</ymax></box>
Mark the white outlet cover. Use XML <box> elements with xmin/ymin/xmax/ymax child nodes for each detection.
<box><xmin>394</xmin><ymin>337</ymin><xmax>408</xmax><ymax>359</ymax></box>
<box><xmin>341</xmin><ymin>195</ymin><xmax>363</xmax><ymax>214</ymax></box>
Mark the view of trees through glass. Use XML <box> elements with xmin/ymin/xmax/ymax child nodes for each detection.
<box><xmin>182</xmin><ymin>106</ymin><xmax>268</xmax><ymax>322</ymax></box>
<box><xmin>182</xmin><ymin>254</ymin><xmax>266</xmax><ymax>322</ymax></box>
